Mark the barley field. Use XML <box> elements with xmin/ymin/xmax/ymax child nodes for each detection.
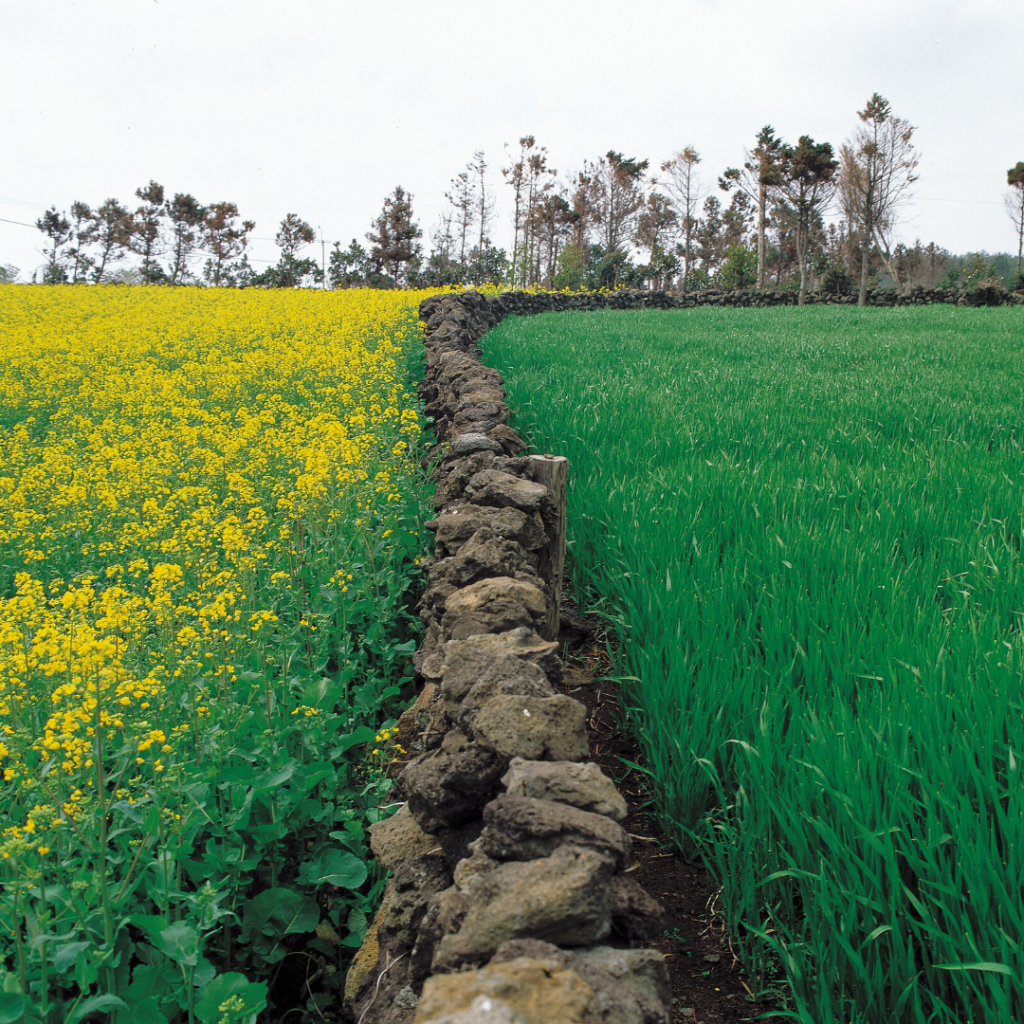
<box><xmin>483</xmin><ymin>305</ymin><xmax>1024</xmax><ymax>1024</ymax></box>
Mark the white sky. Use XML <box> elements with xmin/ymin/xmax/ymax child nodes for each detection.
<box><xmin>2</xmin><ymin>0</ymin><xmax>1021</xmax><ymax>279</ymax></box>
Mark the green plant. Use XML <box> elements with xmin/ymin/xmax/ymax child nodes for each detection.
<box><xmin>483</xmin><ymin>304</ymin><xmax>1024</xmax><ymax>1024</ymax></box>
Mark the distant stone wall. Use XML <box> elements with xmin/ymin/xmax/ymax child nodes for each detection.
<box><xmin>490</xmin><ymin>283</ymin><xmax>1021</xmax><ymax>313</ymax></box>
<box><xmin>346</xmin><ymin>291</ymin><xmax>671</xmax><ymax>1024</ymax></box>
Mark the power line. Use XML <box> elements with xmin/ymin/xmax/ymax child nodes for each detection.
<box><xmin>0</xmin><ymin>216</ymin><xmax>35</xmax><ymax>227</ymax></box>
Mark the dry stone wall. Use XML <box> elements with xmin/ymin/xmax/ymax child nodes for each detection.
<box><xmin>346</xmin><ymin>291</ymin><xmax>671</xmax><ymax>1024</ymax></box>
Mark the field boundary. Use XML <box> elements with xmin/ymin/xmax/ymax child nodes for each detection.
<box><xmin>346</xmin><ymin>291</ymin><xmax>673</xmax><ymax>1024</ymax></box>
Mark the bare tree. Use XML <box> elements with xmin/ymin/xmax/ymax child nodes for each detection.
<box><xmin>840</xmin><ymin>94</ymin><xmax>920</xmax><ymax>304</ymax></box>
<box><xmin>469</xmin><ymin>150</ymin><xmax>495</xmax><ymax>252</ymax></box>
<box><xmin>719</xmin><ymin>127</ymin><xmax>786</xmax><ymax>289</ymax></box>
<box><xmin>445</xmin><ymin>169</ymin><xmax>475</xmax><ymax>269</ymax></box>
<box><xmin>1006</xmin><ymin>162</ymin><xmax>1024</xmax><ymax>280</ymax></box>
<box><xmin>585</xmin><ymin>151</ymin><xmax>648</xmax><ymax>256</ymax></box>
<box><xmin>502</xmin><ymin>136</ymin><xmax>532</xmax><ymax>287</ymax></box>
<box><xmin>660</xmin><ymin>147</ymin><xmax>704</xmax><ymax>293</ymax></box>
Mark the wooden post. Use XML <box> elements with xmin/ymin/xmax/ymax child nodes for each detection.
<box><xmin>529</xmin><ymin>454</ymin><xmax>569</xmax><ymax>642</ymax></box>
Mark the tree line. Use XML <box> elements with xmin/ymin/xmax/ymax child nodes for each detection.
<box><xmin>15</xmin><ymin>93</ymin><xmax>1024</xmax><ymax>304</ymax></box>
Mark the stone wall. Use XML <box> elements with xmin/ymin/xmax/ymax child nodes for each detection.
<box><xmin>345</xmin><ymin>290</ymin><xmax>671</xmax><ymax>1024</ymax></box>
<box><xmin>345</xmin><ymin>281</ymin><xmax>1020</xmax><ymax>1022</ymax></box>
<box><xmin>454</xmin><ymin>283</ymin><xmax>1022</xmax><ymax>316</ymax></box>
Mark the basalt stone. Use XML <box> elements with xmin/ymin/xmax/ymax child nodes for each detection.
<box><xmin>399</xmin><ymin>744</ymin><xmax>508</xmax><ymax>832</ymax></box>
<box><xmin>572</xmin><ymin>947</ymin><xmax>671</xmax><ymax>1024</ymax></box>
<box><xmin>489</xmin><ymin>941</ymin><xmax>671</xmax><ymax>1024</ymax></box>
<box><xmin>478</xmin><ymin>795</ymin><xmax>630</xmax><ymax>871</ymax></box>
<box><xmin>464</xmin><ymin>470</ymin><xmax>547</xmax><ymax>513</ymax></box>
<box><xmin>383</xmin><ymin>852</ymin><xmax>454</xmax><ymax>949</ymax></box>
<box><xmin>414</xmin><ymin>958</ymin><xmax>593</xmax><ymax>1024</ymax></box>
<box><xmin>432</xmin><ymin>845</ymin><xmax>615</xmax><ymax>970</ymax></box>
<box><xmin>437</xmin><ymin>630</ymin><xmax>561</xmax><ymax>706</ymax></box>
<box><xmin>429</xmin><ymin>528</ymin><xmax>525</xmax><ymax>589</ymax></box>
<box><xmin>472</xmin><ymin>694</ymin><xmax>588</xmax><ymax>762</ymax></box>
<box><xmin>394</xmin><ymin>682</ymin><xmax>448</xmax><ymax>753</ymax></box>
<box><xmin>445</xmin><ymin>577</ymin><xmax>546</xmax><ymax>620</ymax></box>
<box><xmin>609</xmin><ymin>876</ymin><xmax>666</xmax><ymax>941</ymax></box>
<box><xmin>456</xmin><ymin>662</ymin><xmax>555</xmax><ymax>733</ymax></box>
<box><xmin>441</xmin><ymin>599</ymin><xmax>537</xmax><ymax>642</ymax></box>
<box><xmin>432</xmin><ymin>505</ymin><xmax>546</xmax><ymax>557</ymax></box>
<box><xmin>436</xmin><ymin>817</ymin><xmax>486</xmax><ymax>872</ymax></box>
<box><xmin>486</xmin><ymin>424</ymin><xmax>528</xmax><ymax>456</ymax></box>
<box><xmin>501</xmin><ymin>759</ymin><xmax>628</xmax><ymax>823</ymax></box>
<box><xmin>451</xmin><ymin>432</ymin><xmax>504</xmax><ymax>455</ymax></box>
<box><xmin>409</xmin><ymin>886</ymin><xmax>473</xmax><ymax>987</ymax></box>
<box><xmin>369</xmin><ymin>805</ymin><xmax>439</xmax><ymax>872</ymax></box>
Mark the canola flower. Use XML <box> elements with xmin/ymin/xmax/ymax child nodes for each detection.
<box><xmin>0</xmin><ymin>283</ymin><xmax>433</xmax><ymax>878</ymax></box>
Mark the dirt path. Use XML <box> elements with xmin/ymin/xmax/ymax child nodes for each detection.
<box><xmin>558</xmin><ymin>603</ymin><xmax>770</xmax><ymax>1024</ymax></box>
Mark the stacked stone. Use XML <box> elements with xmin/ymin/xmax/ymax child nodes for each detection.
<box><xmin>345</xmin><ymin>292</ymin><xmax>671</xmax><ymax>1024</ymax></box>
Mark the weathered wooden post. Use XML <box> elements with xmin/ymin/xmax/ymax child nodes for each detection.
<box><xmin>529</xmin><ymin>454</ymin><xmax>569</xmax><ymax>641</ymax></box>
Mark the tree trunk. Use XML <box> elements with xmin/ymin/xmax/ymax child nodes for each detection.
<box><xmin>756</xmin><ymin>182</ymin><xmax>766</xmax><ymax>290</ymax></box>
<box><xmin>858</xmin><ymin>204</ymin><xmax>872</xmax><ymax>307</ymax></box>
<box><xmin>796</xmin><ymin>217</ymin><xmax>807</xmax><ymax>305</ymax></box>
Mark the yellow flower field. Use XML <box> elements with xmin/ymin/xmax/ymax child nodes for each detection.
<box><xmin>0</xmin><ymin>283</ymin><xmax>437</xmax><ymax>1021</ymax></box>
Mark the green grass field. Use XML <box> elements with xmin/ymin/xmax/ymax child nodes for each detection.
<box><xmin>481</xmin><ymin>305</ymin><xmax>1024</xmax><ymax>1024</ymax></box>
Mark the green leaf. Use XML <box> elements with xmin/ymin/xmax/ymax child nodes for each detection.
<box><xmin>67</xmin><ymin>994</ymin><xmax>129</xmax><ymax>1024</ymax></box>
<box><xmin>934</xmin><ymin>961</ymin><xmax>1013</xmax><ymax>975</ymax></box>
<box><xmin>52</xmin><ymin>940</ymin><xmax>92</xmax><ymax>973</ymax></box>
<box><xmin>130</xmin><ymin>997</ymin><xmax>169</xmax><ymax>1024</ymax></box>
<box><xmin>240</xmin><ymin>888</ymin><xmax>319</xmax><ymax>944</ymax></box>
<box><xmin>153</xmin><ymin>921</ymin><xmax>199</xmax><ymax>966</ymax></box>
<box><xmin>332</xmin><ymin>726</ymin><xmax>375</xmax><ymax>756</ymax></box>
<box><xmin>0</xmin><ymin>995</ymin><xmax>25</xmax><ymax>1024</ymax></box>
<box><xmin>297</xmin><ymin>849</ymin><xmax>367</xmax><ymax>890</ymax></box>
<box><xmin>194</xmin><ymin>973</ymin><xmax>268</xmax><ymax>1023</ymax></box>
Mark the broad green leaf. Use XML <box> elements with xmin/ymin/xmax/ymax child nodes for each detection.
<box><xmin>130</xmin><ymin>997</ymin><xmax>169</xmax><ymax>1024</ymax></box>
<box><xmin>194</xmin><ymin>973</ymin><xmax>267</xmax><ymax>1023</ymax></box>
<box><xmin>68</xmin><ymin>994</ymin><xmax>129</xmax><ymax>1024</ymax></box>
<box><xmin>153</xmin><ymin>921</ymin><xmax>199</xmax><ymax>966</ymax></box>
<box><xmin>297</xmin><ymin>849</ymin><xmax>367</xmax><ymax>890</ymax></box>
<box><xmin>52</xmin><ymin>940</ymin><xmax>92</xmax><ymax>973</ymax></box>
<box><xmin>0</xmin><ymin>995</ymin><xmax>25</xmax><ymax>1024</ymax></box>
<box><xmin>240</xmin><ymin>888</ymin><xmax>319</xmax><ymax>943</ymax></box>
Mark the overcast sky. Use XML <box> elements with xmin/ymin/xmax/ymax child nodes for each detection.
<box><xmin>2</xmin><ymin>0</ymin><xmax>1021</xmax><ymax>280</ymax></box>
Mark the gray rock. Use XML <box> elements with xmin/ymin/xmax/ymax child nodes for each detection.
<box><xmin>415</xmin><ymin>958</ymin><xmax>592</xmax><ymax>1024</ymax></box>
<box><xmin>610</xmin><ymin>876</ymin><xmax>666</xmax><ymax>941</ymax></box>
<box><xmin>416</xmin><ymin>995</ymin><xmax>530</xmax><ymax>1024</ymax></box>
<box><xmin>452</xmin><ymin>433</ymin><xmax>504</xmax><ymax>455</ymax></box>
<box><xmin>464</xmin><ymin>470</ymin><xmax>547</xmax><ymax>513</ymax></box>
<box><xmin>369</xmin><ymin>806</ymin><xmax>439</xmax><ymax>872</ymax></box>
<box><xmin>573</xmin><ymin>947</ymin><xmax>672</xmax><ymax>1022</ymax></box>
<box><xmin>431</xmin><ymin>528</ymin><xmax>525</xmax><ymax>588</ymax></box>
<box><xmin>490</xmin><ymin>941</ymin><xmax>671</xmax><ymax>1024</ymax></box>
<box><xmin>478</xmin><ymin>795</ymin><xmax>630</xmax><ymax>870</ymax></box>
<box><xmin>445</xmin><ymin>577</ymin><xmax>547</xmax><ymax>619</ymax></box>
<box><xmin>501</xmin><ymin>759</ymin><xmax>628</xmax><ymax>823</ymax></box>
<box><xmin>457</xmin><ymin>663</ymin><xmax>555</xmax><ymax>733</ymax></box>
<box><xmin>432</xmin><ymin>846</ymin><xmax>614</xmax><ymax>970</ymax></box>
<box><xmin>432</xmin><ymin>504</ymin><xmax>546</xmax><ymax>556</ymax></box>
<box><xmin>437</xmin><ymin>630</ymin><xmax>561</xmax><ymax>705</ymax></box>
<box><xmin>399</xmin><ymin>745</ymin><xmax>508</xmax><ymax>832</ymax></box>
<box><xmin>441</xmin><ymin>601</ymin><xmax>537</xmax><ymax>642</ymax></box>
<box><xmin>473</xmin><ymin>694</ymin><xmax>588</xmax><ymax>762</ymax></box>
